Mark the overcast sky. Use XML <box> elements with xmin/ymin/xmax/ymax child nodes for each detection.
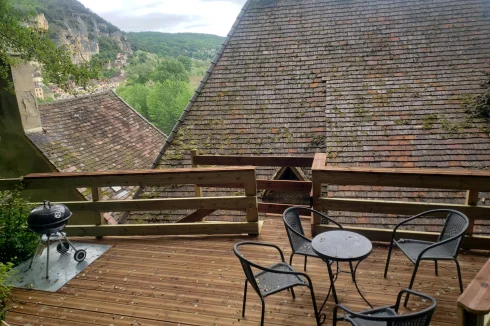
<box><xmin>78</xmin><ymin>0</ymin><xmax>248</xmax><ymax>36</ymax></box>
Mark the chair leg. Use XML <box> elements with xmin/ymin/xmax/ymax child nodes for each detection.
<box><xmin>404</xmin><ymin>260</ymin><xmax>420</xmax><ymax>307</ymax></box>
<box><xmin>454</xmin><ymin>259</ymin><xmax>464</xmax><ymax>293</ymax></box>
<box><xmin>304</xmin><ymin>256</ymin><xmax>308</xmax><ymax>272</ymax></box>
<box><xmin>434</xmin><ymin>260</ymin><xmax>439</xmax><ymax>276</ymax></box>
<box><xmin>289</xmin><ymin>253</ymin><xmax>295</xmax><ymax>267</ymax></box>
<box><xmin>260</xmin><ymin>297</ymin><xmax>265</xmax><ymax>326</ymax></box>
<box><xmin>291</xmin><ymin>287</ymin><xmax>296</xmax><ymax>299</ymax></box>
<box><xmin>384</xmin><ymin>240</ymin><xmax>394</xmax><ymax>278</ymax></box>
<box><xmin>242</xmin><ymin>280</ymin><xmax>247</xmax><ymax>317</ymax></box>
<box><xmin>308</xmin><ymin>285</ymin><xmax>322</xmax><ymax>326</ymax></box>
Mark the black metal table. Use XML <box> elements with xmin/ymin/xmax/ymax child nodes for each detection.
<box><xmin>312</xmin><ymin>230</ymin><xmax>373</xmax><ymax>312</ymax></box>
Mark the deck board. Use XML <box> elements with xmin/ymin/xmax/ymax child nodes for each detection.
<box><xmin>6</xmin><ymin>217</ymin><xmax>489</xmax><ymax>325</ymax></box>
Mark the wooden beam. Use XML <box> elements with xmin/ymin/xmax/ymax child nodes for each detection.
<box><xmin>313</xmin><ymin>197</ymin><xmax>490</xmax><ymax>220</ymax></box>
<box><xmin>197</xmin><ymin>180</ymin><xmax>312</xmax><ymax>192</ymax></box>
<box><xmin>21</xmin><ymin>167</ymin><xmax>256</xmax><ymax>189</ymax></box>
<box><xmin>315</xmin><ymin>224</ymin><xmax>490</xmax><ymax>250</ymax></box>
<box><xmin>91</xmin><ymin>187</ymin><xmax>105</xmax><ymax>225</ymax></box>
<box><xmin>0</xmin><ymin>178</ymin><xmax>22</xmax><ymax>190</ymax></box>
<box><xmin>311</xmin><ymin>153</ymin><xmax>327</xmax><ymax>170</ymax></box>
<box><xmin>314</xmin><ymin>166</ymin><xmax>490</xmax><ymax>191</ymax></box>
<box><xmin>311</xmin><ymin>153</ymin><xmax>326</xmax><ymax>235</ymax></box>
<box><xmin>193</xmin><ymin>155</ymin><xmax>314</xmax><ymax>167</ymax></box>
<box><xmin>458</xmin><ymin>258</ymin><xmax>490</xmax><ymax>316</ymax></box>
<box><xmin>64</xmin><ymin>221</ymin><xmax>263</xmax><ymax>237</ymax></box>
<box><xmin>244</xmin><ymin>170</ymin><xmax>258</xmax><ymax>222</ymax></box>
<box><xmin>465</xmin><ymin>190</ymin><xmax>479</xmax><ymax>236</ymax></box>
<box><xmin>191</xmin><ymin>149</ymin><xmax>203</xmax><ymax>197</ymax></box>
<box><xmin>54</xmin><ymin>196</ymin><xmax>256</xmax><ymax>212</ymax></box>
<box><xmin>177</xmin><ymin>209</ymin><xmax>216</xmax><ymax>223</ymax></box>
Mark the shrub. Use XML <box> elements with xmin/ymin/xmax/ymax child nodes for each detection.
<box><xmin>0</xmin><ymin>262</ymin><xmax>14</xmax><ymax>321</ymax></box>
<box><xmin>0</xmin><ymin>190</ymin><xmax>38</xmax><ymax>265</ymax></box>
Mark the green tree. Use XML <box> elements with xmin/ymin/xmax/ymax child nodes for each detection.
<box><xmin>0</xmin><ymin>0</ymin><xmax>100</xmax><ymax>92</ymax></box>
<box><xmin>151</xmin><ymin>58</ymin><xmax>189</xmax><ymax>84</ymax></box>
<box><xmin>126</xmin><ymin>61</ymin><xmax>154</xmax><ymax>84</ymax></box>
<box><xmin>147</xmin><ymin>80</ymin><xmax>192</xmax><ymax>134</ymax></box>
<box><xmin>116</xmin><ymin>84</ymin><xmax>150</xmax><ymax>118</ymax></box>
<box><xmin>177</xmin><ymin>55</ymin><xmax>192</xmax><ymax>72</ymax></box>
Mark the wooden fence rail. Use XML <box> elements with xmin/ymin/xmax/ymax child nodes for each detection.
<box><xmin>190</xmin><ymin>151</ymin><xmax>314</xmax><ymax>217</ymax></box>
<box><xmin>0</xmin><ymin>167</ymin><xmax>261</xmax><ymax>237</ymax></box>
<box><xmin>311</xmin><ymin>154</ymin><xmax>490</xmax><ymax>250</ymax></box>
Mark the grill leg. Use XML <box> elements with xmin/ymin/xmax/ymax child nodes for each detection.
<box><xmin>45</xmin><ymin>234</ymin><xmax>50</xmax><ymax>279</ymax></box>
<box><xmin>29</xmin><ymin>236</ymin><xmax>42</xmax><ymax>269</ymax></box>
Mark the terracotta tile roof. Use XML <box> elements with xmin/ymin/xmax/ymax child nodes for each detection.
<box><xmin>132</xmin><ymin>0</ymin><xmax>490</xmax><ymax>234</ymax></box>
<box><xmin>28</xmin><ymin>91</ymin><xmax>166</xmax><ymax>222</ymax></box>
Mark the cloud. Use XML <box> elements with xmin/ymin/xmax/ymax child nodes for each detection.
<box><xmin>79</xmin><ymin>0</ymin><xmax>248</xmax><ymax>36</ymax></box>
<box><xmin>99</xmin><ymin>11</ymin><xmax>196</xmax><ymax>32</ymax></box>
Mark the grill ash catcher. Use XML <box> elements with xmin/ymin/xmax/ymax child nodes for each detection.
<box><xmin>27</xmin><ymin>200</ymin><xmax>87</xmax><ymax>279</ymax></box>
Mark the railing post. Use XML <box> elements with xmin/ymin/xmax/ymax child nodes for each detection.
<box><xmin>311</xmin><ymin>153</ymin><xmax>327</xmax><ymax>236</ymax></box>
<box><xmin>465</xmin><ymin>190</ymin><xmax>478</xmax><ymax>236</ymax></box>
<box><xmin>91</xmin><ymin>186</ymin><xmax>105</xmax><ymax>225</ymax></box>
<box><xmin>244</xmin><ymin>168</ymin><xmax>258</xmax><ymax>223</ymax></box>
<box><xmin>191</xmin><ymin>149</ymin><xmax>203</xmax><ymax>197</ymax></box>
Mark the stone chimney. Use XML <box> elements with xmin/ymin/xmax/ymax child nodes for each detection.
<box><xmin>10</xmin><ymin>62</ymin><xmax>43</xmax><ymax>134</ymax></box>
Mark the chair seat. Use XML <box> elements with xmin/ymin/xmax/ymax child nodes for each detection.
<box><xmin>295</xmin><ymin>241</ymin><xmax>318</xmax><ymax>257</ymax></box>
<box><xmin>395</xmin><ymin>239</ymin><xmax>453</xmax><ymax>262</ymax></box>
<box><xmin>345</xmin><ymin>307</ymin><xmax>397</xmax><ymax>326</ymax></box>
<box><xmin>254</xmin><ymin>262</ymin><xmax>306</xmax><ymax>297</ymax></box>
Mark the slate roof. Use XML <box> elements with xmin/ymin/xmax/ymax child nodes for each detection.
<box><xmin>131</xmin><ymin>0</ymin><xmax>490</xmax><ymax>234</ymax></box>
<box><xmin>28</xmin><ymin>90</ymin><xmax>166</xmax><ymax>222</ymax></box>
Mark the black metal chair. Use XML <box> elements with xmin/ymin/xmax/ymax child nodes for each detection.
<box><xmin>283</xmin><ymin>206</ymin><xmax>343</xmax><ymax>271</ymax></box>
<box><xmin>384</xmin><ymin>209</ymin><xmax>469</xmax><ymax>306</ymax></box>
<box><xmin>333</xmin><ymin>288</ymin><xmax>437</xmax><ymax>326</ymax></box>
<box><xmin>233</xmin><ymin>241</ymin><xmax>323</xmax><ymax>326</ymax></box>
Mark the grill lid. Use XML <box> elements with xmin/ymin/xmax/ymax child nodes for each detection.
<box><xmin>27</xmin><ymin>200</ymin><xmax>72</xmax><ymax>228</ymax></box>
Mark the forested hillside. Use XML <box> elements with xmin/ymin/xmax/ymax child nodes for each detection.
<box><xmin>127</xmin><ymin>32</ymin><xmax>224</xmax><ymax>61</ymax></box>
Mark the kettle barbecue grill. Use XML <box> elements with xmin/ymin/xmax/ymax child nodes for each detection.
<box><xmin>27</xmin><ymin>200</ymin><xmax>86</xmax><ymax>279</ymax></box>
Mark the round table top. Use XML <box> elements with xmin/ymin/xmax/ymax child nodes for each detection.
<box><xmin>312</xmin><ymin>230</ymin><xmax>372</xmax><ymax>261</ymax></box>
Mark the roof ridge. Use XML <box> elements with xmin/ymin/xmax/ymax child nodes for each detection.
<box><xmin>38</xmin><ymin>90</ymin><xmax>111</xmax><ymax>107</ymax></box>
<box><xmin>111</xmin><ymin>89</ymin><xmax>168</xmax><ymax>139</ymax></box>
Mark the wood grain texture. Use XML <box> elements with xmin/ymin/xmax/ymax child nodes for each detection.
<box><xmin>315</xmin><ymin>167</ymin><xmax>490</xmax><ymax>191</ymax></box>
<box><xmin>458</xmin><ymin>258</ymin><xmax>490</xmax><ymax>314</ymax></box>
<box><xmin>21</xmin><ymin>167</ymin><xmax>257</xmax><ymax>189</ymax></box>
<box><xmin>193</xmin><ymin>155</ymin><xmax>314</xmax><ymax>167</ymax></box>
<box><xmin>7</xmin><ymin>217</ymin><xmax>488</xmax><ymax>326</ymax></box>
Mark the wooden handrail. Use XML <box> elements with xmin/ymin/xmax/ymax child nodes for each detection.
<box><xmin>315</xmin><ymin>166</ymin><xmax>490</xmax><ymax>191</ymax></box>
<box><xmin>197</xmin><ymin>180</ymin><xmax>312</xmax><ymax>192</ymax></box>
<box><xmin>193</xmin><ymin>154</ymin><xmax>314</xmax><ymax>167</ymax></box>
<box><xmin>0</xmin><ymin>167</ymin><xmax>257</xmax><ymax>189</ymax></box>
<box><xmin>457</xmin><ymin>258</ymin><xmax>490</xmax><ymax>325</ymax></box>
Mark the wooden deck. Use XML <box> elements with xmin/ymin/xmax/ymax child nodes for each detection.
<box><xmin>5</xmin><ymin>217</ymin><xmax>489</xmax><ymax>326</ymax></box>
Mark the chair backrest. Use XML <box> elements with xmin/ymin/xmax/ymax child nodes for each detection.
<box><xmin>283</xmin><ymin>207</ymin><xmax>308</xmax><ymax>251</ymax></box>
<box><xmin>233</xmin><ymin>242</ymin><xmax>263</xmax><ymax>297</ymax></box>
<box><xmin>354</xmin><ymin>290</ymin><xmax>436</xmax><ymax>326</ymax></box>
<box><xmin>438</xmin><ymin>210</ymin><xmax>469</xmax><ymax>257</ymax></box>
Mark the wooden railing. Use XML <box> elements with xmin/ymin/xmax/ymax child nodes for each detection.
<box><xmin>311</xmin><ymin>153</ymin><xmax>490</xmax><ymax>250</ymax></box>
<box><xmin>191</xmin><ymin>150</ymin><xmax>313</xmax><ymax>216</ymax></box>
<box><xmin>0</xmin><ymin>167</ymin><xmax>261</xmax><ymax>237</ymax></box>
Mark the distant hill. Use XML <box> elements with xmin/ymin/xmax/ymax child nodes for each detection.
<box><xmin>127</xmin><ymin>32</ymin><xmax>225</xmax><ymax>61</ymax></box>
